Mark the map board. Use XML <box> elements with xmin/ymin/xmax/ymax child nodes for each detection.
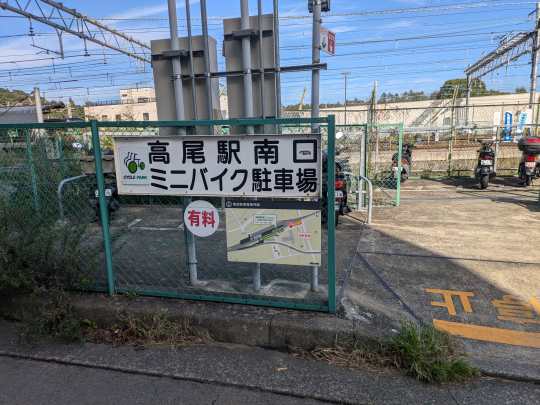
<box><xmin>225</xmin><ymin>200</ymin><xmax>321</xmax><ymax>266</ymax></box>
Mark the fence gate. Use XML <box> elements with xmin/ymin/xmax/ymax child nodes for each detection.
<box><xmin>363</xmin><ymin>124</ymin><xmax>403</xmax><ymax>206</ymax></box>
<box><xmin>0</xmin><ymin>116</ymin><xmax>337</xmax><ymax>313</ymax></box>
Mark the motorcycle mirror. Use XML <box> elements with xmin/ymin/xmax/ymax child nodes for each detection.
<box><xmin>71</xmin><ymin>142</ymin><xmax>83</xmax><ymax>149</ymax></box>
<box><xmin>336</xmin><ymin>131</ymin><xmax>344</xmax><ymax>139</ymax></box>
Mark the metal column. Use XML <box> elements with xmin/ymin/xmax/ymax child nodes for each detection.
<box><xmin>530</xmin><ymin>3</ymin><xmax>540</xmax><ymax>110</ymax></box>
<box><xmin>239</xmin><ymin>0</ymin><xmax>260</xmax><ymax>291</ymax></box>
<box><xmin>373</xmin><ymin>81</ymin><xmax>377</xmax><ymax>125</ymax></box>
<box><xmin>466</xmin><ymin>74</ymin><xmax>471</xmax><ymax>125</ymax></box>
<box><xmin>186</xmin><ymin>0</ymin><xmax>198</xmax><ymax>124</ymax></box>
<box><xmin>167</xmin><ymin>0</ymin><xmax>186</xmax><ymax>135</ymax></box>
<box><xmin>200</xmin><ymin>0</ymin><xmax>214</xmax><ymax>130</ymax></box>
<box><xmin>310</xmin><ymin>0</ymin><xmax>322</xmax><ymax>291</ymax></box>
<box><xmin>257</xmin><ymin>0</ymin><xmax>266</xmax><ymax>125</ymax></box>
<box><xmin>168</xmin><ymin>0</ymin><xmax>199</xmax><ymax>285</ymax></box>
<box><xmin>273</xmin><ymin>0</ymin><xmax>282</xmax><ymax>132</ymax></box>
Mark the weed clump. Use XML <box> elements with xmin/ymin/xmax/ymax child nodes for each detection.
<box><xmin>379</xmin><ymin>320</ymin><xmax>479</xmax><ymax>384</ymax></box>
<box><xmin>294</xmin><ymin>320</ymin><xmax>479</xmax><ymax>385</ymax></box>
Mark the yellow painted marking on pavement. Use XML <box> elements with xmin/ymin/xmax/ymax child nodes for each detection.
<box><xmin>426</xmin><ymin>289</ymin><xmax>474</xmax><ymax>316</ymax></box>
<box><xmin>529</xmin><ymin>297</ymin><xmax>540</xmax><ymax>316</ymax></box>
<box><xmin>433</xmin><ymin>319</ymin><xmax>540</xmax><ymax>349</ymax></box>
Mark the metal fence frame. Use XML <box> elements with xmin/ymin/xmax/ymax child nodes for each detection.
<box><xmin>0</xmin><ymin>116</ymin><xmax>338</xmax><ymax>314</ymax></box>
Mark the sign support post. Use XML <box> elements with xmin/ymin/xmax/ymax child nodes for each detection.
<box><xmin>91</xmin><ymin>120</ymin><xmax>115</xmax><ymax>296</ymax></box>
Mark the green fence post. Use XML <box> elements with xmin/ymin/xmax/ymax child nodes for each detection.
<box><xmin>90</xmin><ymin>120</ymin><xmax>115</xmax><ymax>296</ymax></box>
<box><xmin>25</xmin><ymin>129</ymin><xmax>40</xmax><ymax>212</ymax></box>
<box><xmin>396</xmin><ymin>123</ymin><xmax>403</xmax><ymax>206</ymax></box>
<box><xmin>328</xmin><ymin>115</ymin><xmax>336</xmax><ymax>314</ymax></box>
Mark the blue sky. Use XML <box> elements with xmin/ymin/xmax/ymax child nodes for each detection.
<box><xmin>0</xmin><ymin>0</ymin><xmax>537</xmax><ymax>106</ymax></box>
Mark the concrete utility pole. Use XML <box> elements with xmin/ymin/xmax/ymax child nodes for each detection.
<box><xmin>200</xmin><ymin>0</ymin><xmax>214</xmax><ymax>126</ymax></box>
<box><xmin>373</xmin><ymin>80</ymin><xmax>378</xmax><ymax>125</ymax></box>
<box><xmin>67</xmin><ymin>99</ymin><xmax>72</xmax><ymax>119</ymax></box>
<box><xmin>34</xmin><ymin>87</ymin><xmax>43</xmax><ymax>124</ymax></box>
<box><xmin>530</xmin><ymin>2</ymin><xmax>540</xmax><ymax>109</ymax></box>
<box><xmin>466</xmin><ymin>69</ymin><xmax>471</xmax><ymax>125</ymax></box>
<box><xmin>341</xmin><ymin>72</ymin><xmax>350</xmax><ymax>126</ymax></box>
<box><xmin>311</xmin><ymin>0</ymin><xmax>321</xmax><ymax>133</ymax></box>
<box><xmin>273</xmin><ymin>0</ymin><xmax>282</xmax><ymax>128</ymax></box>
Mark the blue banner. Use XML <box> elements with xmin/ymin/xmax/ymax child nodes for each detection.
<box><xmin>503</xmin><ymin>111</ymin><xmax>512</xmax><ymax>142</ymax></box>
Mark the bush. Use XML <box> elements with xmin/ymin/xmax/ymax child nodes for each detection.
<box><xmin>0</xmin><ymin>198</ymin><xmax>95</xmax><ymax>294</ymax></box>
<box><xmin>17</xmin><ymin>288</ymin><xmax>83</xmax><ymax>345</ymax></box>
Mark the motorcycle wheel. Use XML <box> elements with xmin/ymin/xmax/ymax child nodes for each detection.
<box><xmin>401</xmin><ymin>173</ymin><xmax>408</xmax><ymax>183</ymax></box>
<box><xmin>335</xmin><ymin>211</ymin><xmax>339</xmax><ymax>227</ymax></box>
<box><xmin>480</xmin><ymin>174</ymin><xmax>489</xmax><ymax>189</ymax></box>
<box><xmin>525</xmin><ymin>175</ymin><xmax>532</xmax><ymax>187</ymax></box>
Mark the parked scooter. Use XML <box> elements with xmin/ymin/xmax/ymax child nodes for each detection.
<box><xmin>72</xmin><ymin>142</ymin><xmax>121</xmax><ymax>220</ymax></box>
<box><xmin>517</xmin><ymin>136</ymin><xmax>540</xmax><ymax>186</ymax></box>
<box><xmin>392</xmin><ymin>142</ymin><xmax>416</xmax><ymax>182</ymax></box>
<box><xmin>474</xmin><ymin>139</ymin><xmax>495</xmax><ymax>189</ymax></box>
<box><xmin>322</xmin><ymin>134</ymin><xmax>352</xmax><ymax>227</ymax></box>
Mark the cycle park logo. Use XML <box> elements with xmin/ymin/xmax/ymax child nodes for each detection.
<box><xmin>118</xmin><ymin>146</ymin><xmax>150</xmax><ymax>185</ymax></box>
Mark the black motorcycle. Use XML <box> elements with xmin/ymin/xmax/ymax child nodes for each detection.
<box><xmin>517</xmin><ymin>136</ymin><xmax>540</xmax><ymax>186</ymax></box>
<box><xmin>474</xmin><ymin>139</ymin><xmax>495</xmax><ymax>189</ymax></box>
<box><xmin>72</xmin><ymin>142</ymin><xmax>121</xmax><ymax>220</ymax></box>
<box><xmin>322</xmin><ymin>148</ymin><xmax>352</xmax><ymax>227</ymax></box>
<box><xmin>391</xmin><ymin>142</ymin><xmax>416</xmax><ymax>183</ymax></box>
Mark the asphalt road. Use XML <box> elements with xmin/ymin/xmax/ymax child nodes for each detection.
<box><xmin>1</xmin><ymin>319</ymin><xmax>540</xmax><ymax>405</ymax></box>
<box><xmin>0</xmin><ymin>356</ymin><xmax>326</xmax><ymax>405</ymax></box>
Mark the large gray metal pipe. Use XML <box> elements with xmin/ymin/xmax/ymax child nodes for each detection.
<box><xmin>168</xmin><ymin>0</ymin><xmax>198</xmax><ymax>285</ymax></box>
<box><xmin>241</xmin><ymin>0</ymin><xmax>254</xmax><ymax>135</ymax></box>
<box><xmin>200</xmin><ymin>0</ymin><xmax>214</xmax><ymax>128</ymax></box>
<box><xmin>310</xmin><ymin>0</ymin><xmax>321</xmax><ymax>133</ymax></box>
<box><xmin>186</xmin><ymin>0</ymin><xmax>198</xmax><ymax>124</ymax></box>
<box><xmin>273</xmin><ymin>0</ymin><xmax>282</xmax><ymax>131</ymax></box>
<box><xmin>167</xmin><ymin>0</ymin><xmax>186</xmax><ymax>135</ymax></box>
<box><xmin>257</xmin><ymin>0</ymin><xmax>266</xmax><ymax>127</ymax></box>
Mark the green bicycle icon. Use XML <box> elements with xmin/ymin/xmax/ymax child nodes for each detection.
<box><xmin>124</xmin><ymin>153</ymin><xmax>145</xmax><ymax>173</ymax></box>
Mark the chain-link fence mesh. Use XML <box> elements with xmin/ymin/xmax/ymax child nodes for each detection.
<box><xmin>363</xmin><ymin>124</ymin><xmax>403</xmax><ymax>207</ymax></box>
<box><xmin>0</xmin><ymin>118</ymin><xmax>337</xmax><ymax>313</ymax></box>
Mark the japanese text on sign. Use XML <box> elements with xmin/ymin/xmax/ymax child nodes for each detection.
<box><xmin>114</xmin><ymin>134</ymin><xmax>321</xmax><ymax>198</ymax></box>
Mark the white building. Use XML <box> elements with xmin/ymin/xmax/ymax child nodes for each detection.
<box><xmin>84</xmin><ymin>87</ymin><xmax>229</xmax><ymax>121</ymax></box>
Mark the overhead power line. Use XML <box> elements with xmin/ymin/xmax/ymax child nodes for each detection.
<box><xmin>0</xmin><ymin>0</ymin><xmax>151</xmax><ymax>63</ymax></box>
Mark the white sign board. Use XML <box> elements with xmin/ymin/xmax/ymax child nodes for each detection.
<box><xmin>184</xmin><ymin>200</ymin><xmax>219</xmax><ymax>237</ymax></box>
<box><xmin>514</xmin><ymin>109</ymin><xmax>532</xmax><ymax>142</ymax></box>
<box><xmin>320</xmin><ymin>25</ymin><xmax>335</xmax><ymax>56</ymax></box>
<box><xmin>113</xmin><ymin>134</ymin><xmax>322</xmax><ymax>198</ymax></box>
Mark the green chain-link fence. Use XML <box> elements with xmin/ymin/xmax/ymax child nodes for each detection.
<box><xmin>364</xmin><ymin>124</ymin><xmax>403</xmax><ymax>207</ymax></box>
<box><xmin>0</xmin><ymin>116</ymin><xmax>338</xmax><ymax>313</ymax></box>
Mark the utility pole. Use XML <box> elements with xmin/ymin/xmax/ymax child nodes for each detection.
<box><xmin>341</xmin><ymin>72</ymin><xmax>350</xmax><ymax>126</ymax></box>
<box><xmin>373</xmin><ymin>80</ymin><xmax>378</xmax><ymax>125</ymax></box>
<box><xmin>34</xmin><ymin>87</ymin><xmax>44</xmax><ymax>124</ymax></box>
<box><xmin>310</xmin><ymin>0</ymin><xmax>322</xmax><ymax>133</ymax></box>
<box><xmin>529</xmin><ymin>2</ymin><xmax>540</xmax><ymax>110</ymax></box>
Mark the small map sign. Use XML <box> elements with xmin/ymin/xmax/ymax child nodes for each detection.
<box><xmin>320</xmin><ymin>25</ymin><xmax>335</xmax><ymax>56</ymax></box>
<box><xmin>225</xmin><ymin>200</ymin><xmax>321</xmax><ymax>266</ymax></box>
<box><xmin>113</xmin><ymin>134</ymin><xmax>321</xmax><ymax>198</ymax></box>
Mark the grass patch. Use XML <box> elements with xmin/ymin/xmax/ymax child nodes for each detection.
<box><xmin>291</xmin><ymin>320</ymin><xmax>479</xmax><ymax>385</ymax></box>
<box><xmin>379</xmin><ymin>320</ymin><xmax>479</xmax><ymax>384</ymax></box>
<box><xmin>83</xmin><ymin>312</ymin><xmax>212</xmax><ymax>350</ymax></box>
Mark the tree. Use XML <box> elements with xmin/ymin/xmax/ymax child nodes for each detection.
<box><xmin>436</xmin><ymin>78</ymin><xmax>508</xmax><ymax>99</ymax></box>
<box><xmin>516</xmin><ymin>86</ymin><xmax>527</xmax><ymax>93</ymax></box>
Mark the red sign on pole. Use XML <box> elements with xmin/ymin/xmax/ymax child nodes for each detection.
<box><xmin>320</xmin><ymin>25</ymin><xmax>335</xmax><ymax>56</ymax></box>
